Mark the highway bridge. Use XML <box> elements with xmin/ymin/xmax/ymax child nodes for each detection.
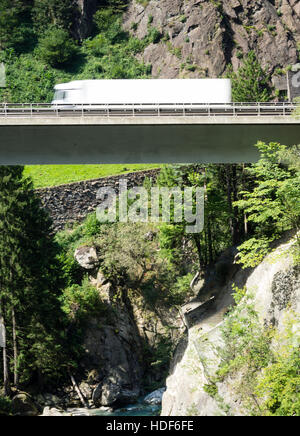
<box><xmin>0</xmin><ymin>102</ymin><xmax>299</xmax><ymax>164</ymax></box>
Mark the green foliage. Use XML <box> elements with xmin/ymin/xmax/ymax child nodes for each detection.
<box><xmin>149</xmin><ymin>336</ymin><xmax>173</xmax><ymax>369</ymax></box>
<box><xmin>38</xmin><ymin>28</ymin><xmax>78</xmax><ymax>68</ymax></box>
<box><xmin>168</xmin><ymin>273</ymin><xmax>194</xmax><ymax>305</ymax></box>
<box><xmin>255</xmin><ymin>348</ymin><xmax>300</xmax><ymax>416</ymax></box>
<box><xmin>0</xmin><ymin>0</ymin><xmax>34</xmax><ymax>52</ymax></box>
<box><xmin>80</xmin><ymin>13</ymin><xmax>151</xmax><ymax>79</ymax></box>
<box><xmin>235</xmin><ymin>142</ymin><xmax>300</xmax><ymax>268</ymax></box>
<box><xmin>215</xmin><ymin>286</ymin><xmax>274</xmax><ymax>413</ymax></box>
<box><xmin>143</xmin><ymin>334</ymin><xmax>174</xmax><ymax>389</ymax></box>
<box><xmin>60</xmin><ymin>277</ymin><xmax>106</xmax><ymax>323</ymax></box>
<box><xmin>255</xmin><ymin>313</ymin><xmax>300</xmax><ymax>416</ymax></box>
<box><xmin>235</xmin><ymin>237</ymin><xmax>272</xmax><ymax>268</ymax></box>
<box><xmin>203</xmin><ymin>382</ymin><xmax>218</xmax><ymax>397</ymax></box>
<box><xmin>32</xmin><ymin>0</ymin><xmax>77</xmax><ymax>34</ymax></box>
<box><xmin>56</xmin><ymin>215</ymin><xmax>192</xmax><ymax>308</ymax></box>
<box><xmin>156</xmin><ymin>165</ymin><xmax>232</xmax><ymax>270</ymax></box>
<box><xmin>81</xmin><ymin>213</ymin><xmax>103</xmax><ymax>238</ymax></box>
<box><xmin>147</xmin><ymin>27</ymin><xmax>162</xmax><ymax>44</ymax></box>
<box><xmin>231</xmin><ymin>284</ymin><xmax>247</xmax><ymax>304</ymax></box>
<box><xmin>217</xmin><ymin>287</ymin><xmax>273</xmax><ymax>382</ymax></box>
<box><xmin>0</xmin><ymin>5</ymin><xmax>151</xmax><ymax>104</ymax></box>
<box><xmin>54</xmin><ymin>213</ymin><xmax>106</xmax><ymax>288</ymax></box>
<box><xmin>84</xmin><ymin>33</ymin><xmax>108</xmax><ymax>57</ymax></box>
<box><xmin>136</xmin><ymin>0</ymin><xmax>150</xmax><ymax>7</ymax></box>
<box><xmin>0</xmin><ymin>166</ymin><xmax>75</xmax><ymax>388</ymax></box>
<box><xmin>92</xmin><ymin>222</ymin><xmax>183</xmax><ymax>307</ymax></box>
<box><xmin>0</xmin><ymin>396</ymin><xmax>12</xmax><ymax>416</ymax></box>
<box><xmin>229</xmin><ymin>51</ymin><xmax>271</xmax><ymax>102</ymax></box>
<box><xmin>0</xmin><ymin>51</ymin><xmax>70</xmax><ymax>102</ymax></box>
<box><xmin>215</xmin><ymin>286</ymin><xmax>300</xmax><ymax>416</ymax></box>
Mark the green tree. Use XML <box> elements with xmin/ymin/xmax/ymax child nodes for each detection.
<box><xmin>156</xmin><ymin>165</ymin><xmax>232</xmax><ymax>271</ymax></box>
<box><xmin>234</xmin><ymin>142</ymin><xmax>300</xmax><ymax>267</ymax></box>
<box><xmin>229</xmin><ymin>51</ymin><xmax>271</xmax><ymax>102</ymax></box>
<box><xmin>38</xmin><ymin>28</ymin><xmax>78</xmax><ymax>68</ymax></box>
<box><xmin>0</xmin><ymin>0</ymin><xmax>34</xmax><ymax>52</ymax></box>
<box><xmin>0</xmin><ymin>167</ymin><xmax>73</xmax><ymax>391</ymax></box>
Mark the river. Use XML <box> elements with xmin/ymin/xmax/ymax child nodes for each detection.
<box><xmin>64</xmin><ymin>399</ymin><xmax>161</xmax><ymax>416</ymax></box>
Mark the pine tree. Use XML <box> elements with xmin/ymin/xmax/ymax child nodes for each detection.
<box><xmin>0</xmin><ymin>166</ymin><xmax>73</xmax><ymax>392</ymax></box>
<box><xmin>230</xmin><ymin>51</ymin><xmax>271</xmax><ymax>102</ymax></box>
<box><xmin>0</xmin><ymin>166</ymin><xmax>25</xmax><ymax>392</ymax></box>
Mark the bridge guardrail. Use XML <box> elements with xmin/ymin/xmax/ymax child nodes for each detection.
<box><xmin>0</xmin><ymin>102</ymin><xmax>298</xmax><ymax>117</ymax></box>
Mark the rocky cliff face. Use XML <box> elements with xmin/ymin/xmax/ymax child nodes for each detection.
<box><xmin>56</xmin><ymin>248</ymin><xmax>183</xmax><ymax>409</ymax></box>
<box><xmin>161</xmin><ymin>235</ymin><xmax>300</xmax><ymax>416</ymax></box>
<box><xmin>74</xmin><ymin>0</ymin><xmax>100</xmax><ymax>39</ymax></box>
<box><xmin>123</xmin><ymin>0</ymin><xmax>300</xmax><ymax>81</ymax></box>
<box><xmin>79</xmin><ymin>285</ymin><xmax>183</xmax><ymax>408</ymax></box>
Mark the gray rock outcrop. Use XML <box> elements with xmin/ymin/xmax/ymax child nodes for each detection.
<box><xmin>123</xmin><ymin>0</ymin><xmax>299</xmax><ymax>82</ymax></box>
<box><xmin>11</xmin><ymin>393</ymin><xmax>40</xmax><ymax>417</ymax></box>
<box><xmin>74</xmin><ymin>246</ymin><xmax>99</xmax><ymax>270</ymax></box>
<box><xmin>144</xmin><ymin>388</ymin><xmax>166</xmax><ymax>405</ymax></box>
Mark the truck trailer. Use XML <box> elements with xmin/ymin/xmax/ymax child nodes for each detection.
<box><xmin>51</xmin><ymin>79</ymin><xmax>232</xmax><ymax>108</ymax></box>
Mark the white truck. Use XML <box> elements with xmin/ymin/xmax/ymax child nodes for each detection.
<box><xmin>51</xmin><ymin>78</ymin><xmax>232</xmax><ymax>109</ymax></box>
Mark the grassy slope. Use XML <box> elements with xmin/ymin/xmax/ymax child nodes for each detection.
<box><xmin>24</xmin><ymin>164</ymin><xmax>162</xmax><ymax>188</ymax></box>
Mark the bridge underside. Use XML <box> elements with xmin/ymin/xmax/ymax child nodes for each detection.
<box><xmin>0</xmin><ymin>117</ymin><xmax>299</xmax><ymax>164</ymax></box>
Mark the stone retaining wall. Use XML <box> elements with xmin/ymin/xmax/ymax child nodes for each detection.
<box><xmin>36</xmin><ymin>169</ymin><xmax>160</xmax><ymax>232</ymax></box>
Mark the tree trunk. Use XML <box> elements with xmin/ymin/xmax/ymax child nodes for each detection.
<box><xmin>225</xmin><ymin>164</ymin><xmax>239</xmax><ymax>245</ymax></box>
<box><xmin>69</xmin><ymin>373</ymin><xmax>90</xmax><ymax>409</ymax></box>
<box><xmin>193</xmin><ymin>234</ymin><xmax>204</xmax><ymax>269</ymax></box>
<box><xmin>242</xmin><ymin>164</ymin><xmax>248</xmax><ymax>237</ymax></box>
<box><xmin>0</xmin><ymin>302</ymin><xmax>11</xmax><ymax>397</ymax></box>
<box><xmin>12</xmin><ymin>307</ymin><xmax>18</xmax><ymax>388</ymax></box>
<box><xmin>207</xmin><ymin>217</ymin><xmax>213</xmax><ymax>264</ymax></box>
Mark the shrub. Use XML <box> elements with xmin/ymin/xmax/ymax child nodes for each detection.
<box><xmin>169</xmin><ymin>273</ymin><xmax>194</xmax><ymax>305</ymax></box>
<box><xmin>147</xmin><ymin>27</ymin><xmax>162</xmax><ymax>44</ymax></box>
<box><xmin>84</xmin><ymin>34</ymin><xmax>108</xmax><ymax>56</ymax></box>
<box><xmin>60</xmin><ymin>277</ymin><xmax>106</xmax><ymax>323</ymax></box>
<box><xmin>255</xmin><ymin>313</ymin><xmax>300</xmax><ymax>416</ymax></box>
<box><xmin>203</xmin><ymin>383</ymin><xmax>218</xmax><ymax>397</ymax></box>
<box><xmin>255</xmin><ymin>348</ymin><xmax>300</xmax><ymax>416</ymax></box>
<box><xmin>131</xmin><ymin>22</ymin><xmax>138</xmax><ymax>31</ymax></box>
<box><xmin>93</xmin><ymin>8</ymin><xmax>116</xmax><ymax>33</ymax></box>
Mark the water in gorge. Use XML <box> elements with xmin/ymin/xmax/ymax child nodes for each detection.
<box><xmin>65</xmin><ymin>400</ymin><xmax>161</xmax><ymax>417</ymax></box>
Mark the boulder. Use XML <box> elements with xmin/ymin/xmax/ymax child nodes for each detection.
<box><xmin>144</xmin><ymin>388</ymin><xmax>166</xmax><ymax>405</ymax></box>
<box><xmin>74</xmin><ymin>246</ymin><xmax>99</xmax><ymax>270</ymax></box>
<box><xmin>100</xmin><ymin>381</ymin><xmax>139</xmax><ymax>407</ymax></box>
<box><xmin>11</xmin><ymin>393</ymin><xmax>40</xmax><ymax>416</ymax></box>
<box><xmin>100</xmin><ymin>382</ymin><xmax>120</xmax><ymax>406</ymax></box>
<box><xmin>79</xmin><ymin>382</ymin><xmax>93</xmax><ymax>400</ymax></box>
<box><xmin>92</xmin><ymin>383</ymin><xmax>102</xmax><ymax>406</ymax></box>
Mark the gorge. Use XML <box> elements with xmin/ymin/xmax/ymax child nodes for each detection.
<box><xmin>0</xmin><ymin>0</ymin><xmax>299</xmax><ymax>417</ymax></box>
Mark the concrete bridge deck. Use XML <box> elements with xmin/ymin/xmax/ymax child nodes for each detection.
<box><xmin>0</xmin><ymin>112</ymin><xmax>299</xmax><ymax>164</ymax></box>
